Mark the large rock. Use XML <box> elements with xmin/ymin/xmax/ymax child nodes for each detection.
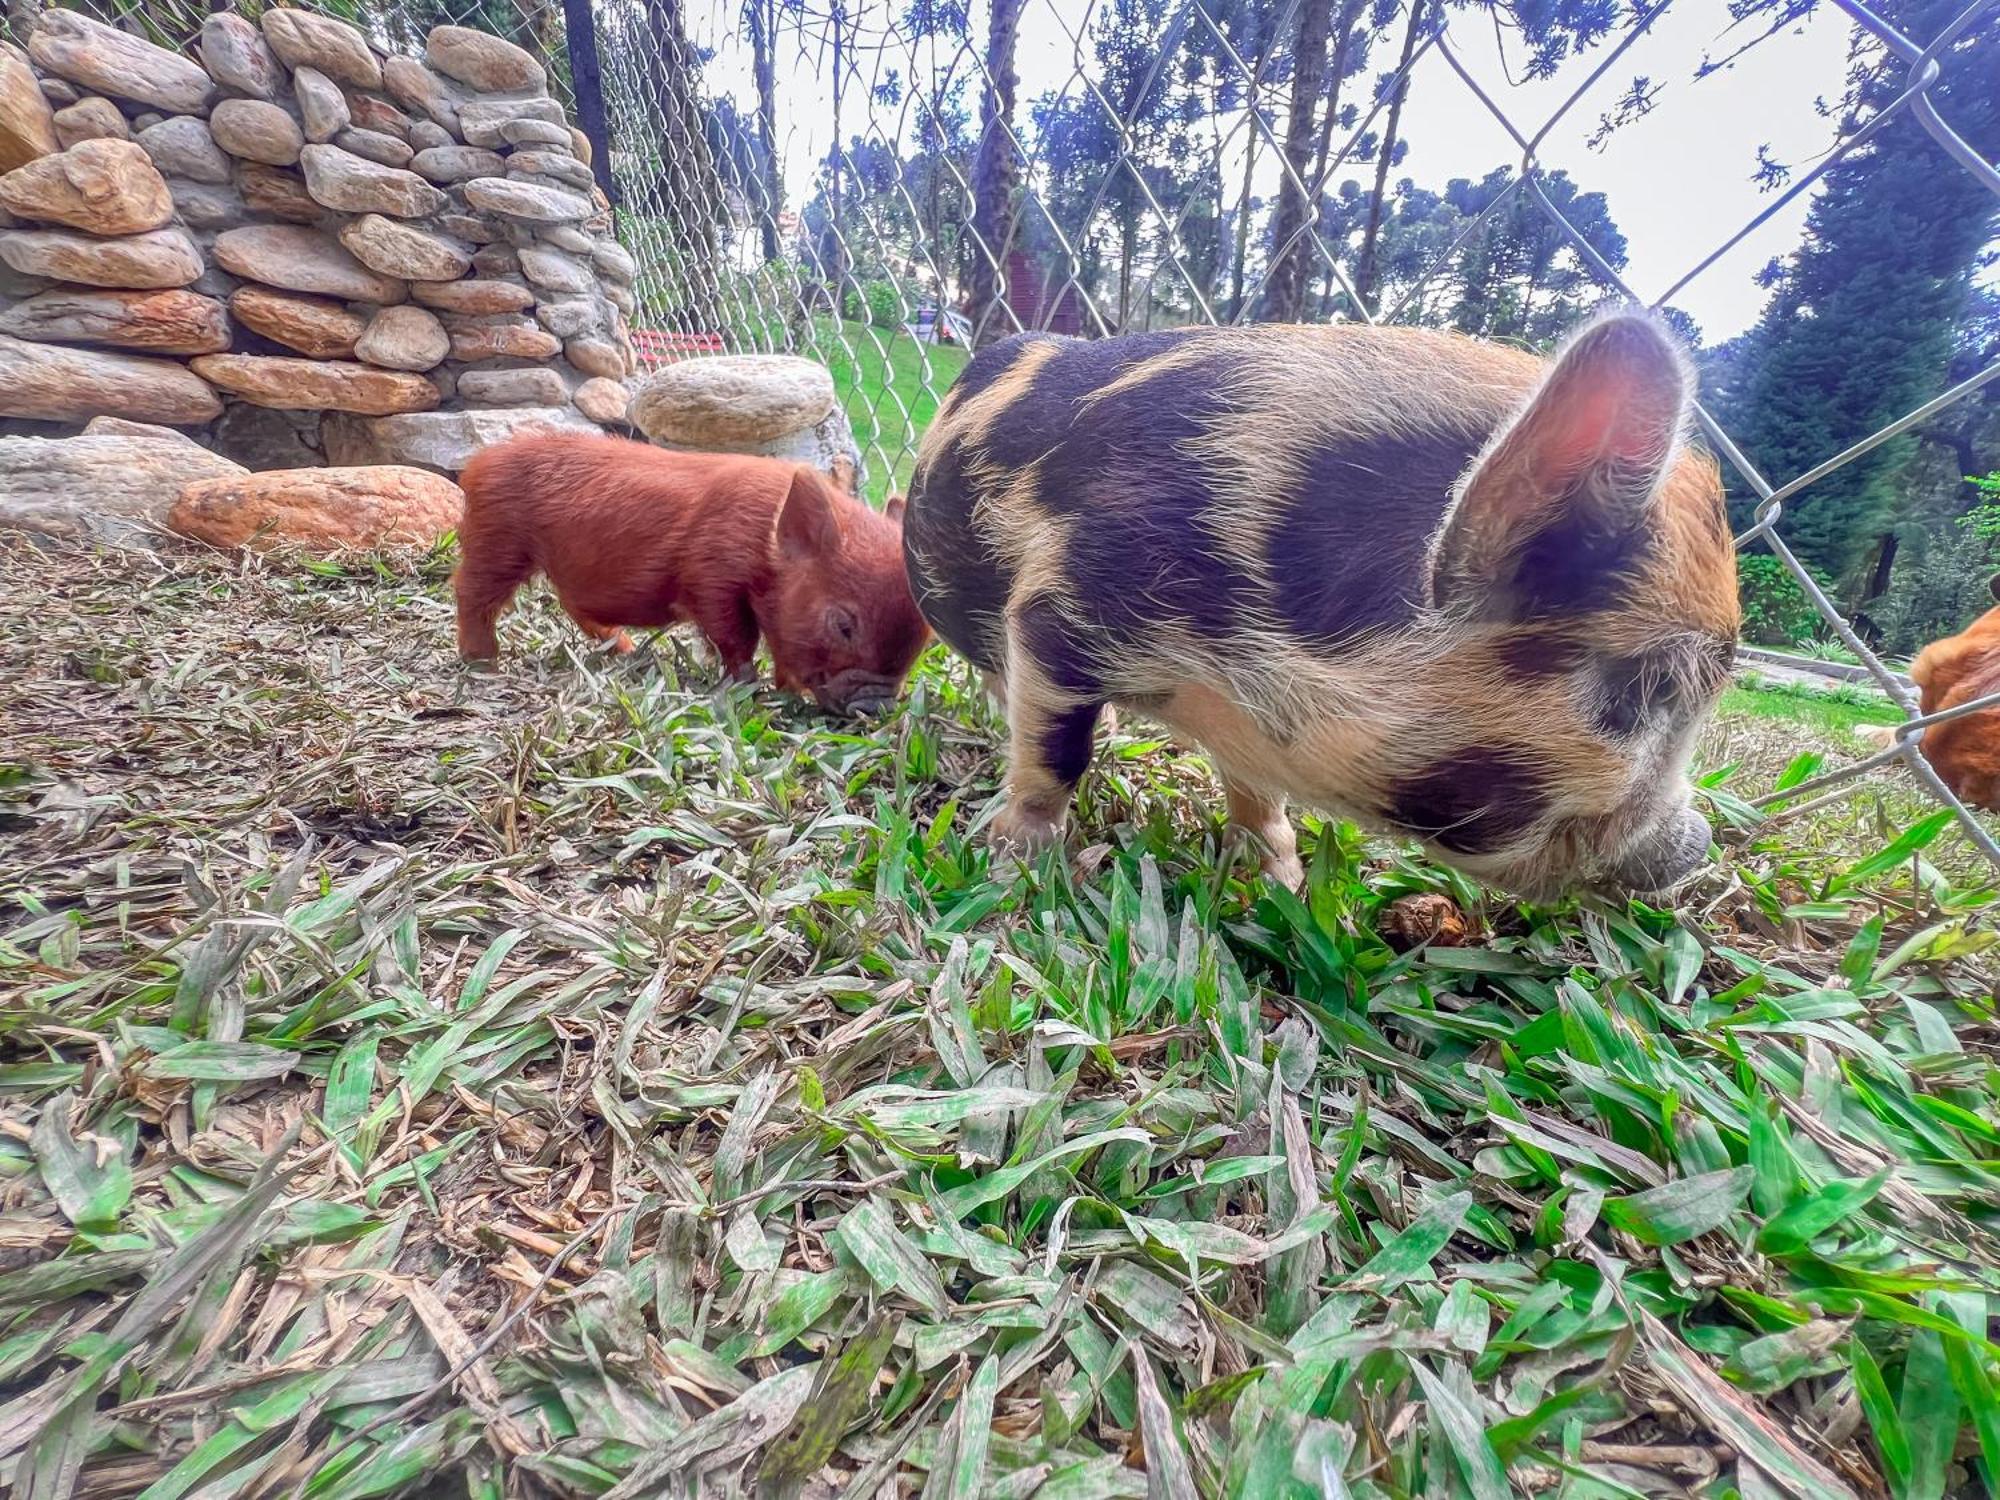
<box><xmin>0</xmin><ymin>45</ymin><xmax>58</xmax><ymax>174</ymax></box>
<box><xmin>199</xmin><ymin>14</ymin><xmax>281</xmax><ymax>102</ymax></box>
<box><xmin>0</xmin><ymin>225</ymin><xmax>202</xmax><ymax>288</ymax></box>
<box><xmin>412</xmin><ymin>277</ymin><xmax>532</xmax><ymax>314</ymax></box>
<box><xmin>229</xmin><ymin>285</ymin><xmax>364</xmax><ymax>358</ymax></box>
<box><xmin>0</xmin><ymin>286</ymin><xmax>229</xmax><ymax>354</ymax></box>
<box><xmin>381</xmin><ymin>57</ymin><xmax>466</xmax><ymax>137</ymax></box>
<box><xmin>518</xmin><ymin>244</ymin><xmax>593</xmax><ymax>294</ymax></box>
<box><xmin>424</xmin><ymin>27</ymin><xmax>548</xmax><ymax>94</ymax></box>
<box><xmin>458</xmin><ymin>97</ymin><xmax>566</xmax><ymax>149</ymax></box>
<box><xmin>213</xmin><ymin>224</ymin><xmax>405</xmax><ymax>303</ymax></box>
<box><xmin>573</xmin><ymin>376</ymin><xmax>628</xmax><ymax>425</ymax></box>
<box><xmin>353</xmin><ymin>304</ymin><xmax>448</xmax><ymax>371</ymax></box>
<box><xmin>292</xmin><ymin>66</ymin><xmax>349</xmax><ymax>144</ymax></box>
<box><xmin>0</xmin><ymin>432</ymin><xmax>244</xmax><ymax>548</ymax></box>
<box><xmin>461</xmin><ymin>175</ymin><xmax>590</xmax><ymax>222</ymax></box>
<box><xmin>335</xmin><ymin>127</ymin><xmax>414</xmax><ymax>169</ymax></box>
<box><xmin>507</xmin><ymin>149</ymin><xmax>593</xmax><ymax>192</ymax></box>
<box><xmin>0</xmin><ymin>332</ymin><xmax>221</xmax><ymax>424</ymax></box>
<box><xmin>260</xmin><ymin>10</ymin><xmax>382</xmax><ymax>91</ymax></box>
<box><xmin>27</xmin><ymin>11</ymin><xmax>216</xmax><ymax>116</ymax></box>
<box><xmin>457</xmin><ymin>367</ymin><xmax>565</xmax><ymax>407</ymax></box>
<box><xmin>631</xmin><ymin>355</ymin><xmax>837</xmax><ymax>447</ymax></box>
<box><xmin>410</xmin><ymin>144</ymin><xmax>502</xmax><ymax>184</ymax></box>
<box><xmin>0</xmin><ymin>137</ymin><xmax>173</xmax><ymax>235</ymax></box>
<box><xmin>446</xmin><ymin>319</ymin><xmax>560</xmax><ymax>363</ymax></box>
<box><xmin>323</xmin><ymin>404</ymin><xmax>599</xmax><ymax>472</ymax></box>
<box><xmin>299</xmin><ymin>144</ymin><xmax>446</xmax><ymax>218</ymax></box>
<box><xmin>338</xmin><ymin>213</ymin><xmax>470</xmax><ymax>282</ymax></box>
<box><xmin>135</xmin><ymin>116</ymin><xmax>231</xmax><ymax>186</ymax></box>
<box><xmin>209</xmin><ymin>99</ymin><xmax>301</xmax><ymax>167</ymax></box>
<box><xmin>169</xmin><ymin>465</ymin><xmax>463</xmax><ymax>551</ymax></box>
<box><xmin>50</xmin><ymin>96</ymin><xmax>127</xmax><ymax>149</ymax></box>
<box><xmin>236</xmin><ymin>163</ymin><xmax>322</xmax><ymax>223</ymax></box>
<box><xmin>191</xmin><ymin>354</ymin><xmax>438</xmax><ymax>416</ymax></box>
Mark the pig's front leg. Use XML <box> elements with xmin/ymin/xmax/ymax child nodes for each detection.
<box><xmin>690</xmin><ymin>589</ymin><xmax>762</xmax><ymax>684</ymax></box>
<box><xmin>991</xmin><ymin>661</ymin><xmax>1107</xmax><ymax>858</ymax></box>
<box><xmin>1223</xmin><ymin>774</ymin><xmax>1304</xmax><ymax>888</ymax></box>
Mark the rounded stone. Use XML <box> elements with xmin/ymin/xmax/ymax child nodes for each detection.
<box><xmin>410</xmin><ymin>144</ymin><xmax>502</xmax><ymax>184</ymax></box>
<box><xmin>498</xmin><ymin>117</ymin><xmax>570</xmax><ymax>149</ymax></box>
<box><xmin>517</xmin><ymin>243</ymin><xmax>593</xmax><ymax>294</ymax></box>
<box><xmin>447</xmin><ymin>319</ymin><xmax>560</xmax><ymax>362</ymax></box>
<box><xmin>28</xmin><ymin>10</ymin><xmax>215</xmax><ymax>116</ymax></box>
<box><xmin>169</xmin><ymin>465</ymin><xmax>464</xmax><ymax>552</ymax></box>
<box><xmin>38</xmin><ymin>78</ymin><xmax>79</xmax><ymax>108</ymax></box>
<box><xmin>235</xmin><ymin>163</ymin><xmax>322</xmax><ymax>223</ymax></box>
<box><xmin>353</xmin><ymin>304</ymin><xmax>449</xmax><ymax>371</ymax></box>
<box><xmin>507</xmin><ymin>149</ymin><xmax>593</xmax><ymax>192</ymax></box>
<box><xmin>229</xmin><ymin>284</ymin><xmax>365</xmax><ymax>358</ymax></box>
<box><xmin>348</xmin><ymin>95</ymin><xmax>412</xmax><ymax>140</ymax></box>
<box><xmin>0</xmin><ymin>224</ymin><xmax>201</xmax><ymax>288</ymax></box>
<box><xmin>191</xmin><ymin>353</ymin><xmax>438</xmax><ymax>415</ymax></box>
<box><xmin>408</xmin><ymin>120</ymin><xmax>453</xmax><ymax>153</ymax></box>
<box><xmin>260</xmin><ymin>10</ymin><xmax>383</xmax><ymax>91</ymax></box>
<box><xmin>169</xmin><ymin>179</ymin><xmax>248</xmax><ymax>231</ymax></box>
<box><xmin>462</xmin><ymin>175</ymin><xmax>592</xmax><ymax>224</ymax></box>
<box><xmin>199</xmin><ymin>14</ymin><xmax>282</xmax><ymax>101</ymax></box>
<box><xmin>210</xmin><ymin>99</ymin><xmax>302</xmax><ymax>167</ymax></box>
<box><xmin>424</xmin><ymin>26</ymin><xmax>548</xmax><ymax>94</ymax></box>
<box><xmin>535</xmin><ymin>296</ymin><xmax>605</xmax><ymax>340</ymax></box>
<box><xmin>457</xmin><ymin>366</ymin><xmax>566</xmax><ymax>407</ymax></box>
<box><xmin>630</xmin><ymin>354</ymin><xmax>836</xmax><ymax>447</ymax></box>
<box><xmin>334</xmin><ymin>127</ymin><xmax>414</xmax><ymax>170</ymax></box>
<box><xmin>0</xmin><ymin>431</ymin><xmax>244</xmax><ymax>548</ymax></box>
<box><xmin>213</xmin><ymin>224</ymin><xmax>406</xmax><ymax>304</ymax></box>
<box><xmin>573</xmin><ymin>376</ymin><xmax>628</xmax><ymax>425</ymax></box>
<box><xmin>135</xmin><ymin>116</ymin><xmax>231</xmax><ymax>185</ymax></box>
<box><xmin>381</xmin><ymin>57</ymin><xmax>466</xmax><ymax>137</ymax></box>
<box><xmin>472</xmin><ymin>242</ymin><xmax>520</xmax><ymax>277</ymax></box>
<box><xmin>0</xmin><ymin>136</ymin><xmax>173</xmax><ymax>235</ymax></box>
<box><xmin>591</xmin><ymin>238</ymin><xmax>636</xmax><ymax>284</ymax></box>
<box><xmin>0</xmin><ymin>45</ymin><xmax>58</xmax><ymax>173</ymax></box>
<box><xmin>338</xmin><ymin>214</ymin><xmax>472</xmax><ymax>282</ymax></box>
<box><xmin>0</xmin><ymin>331</ymin><xmax>221</xmax><ymax>424</ymax></box>
<box><xmin>411</xmin><ymin>277</ymin><xmax>532</xmax><ymax>314</ymax></box>
<box><xmin>50</xmin><ymin>96</ymin><xmax>128</xmax><ymax>150</ymax></box>
<box><xmin>0</xmin><ymin>286</ymin><xmax>229</xmax><ymax>354</ymax></box>
<box><xmin>569</xmin><ymin>127</ymin><xmax>592</xmax><ymax>164</ymax></box>
<box><xmin>565</xmin><ymin>334</ymin><xmax>625</xmax><ymax>380</ymax></box>
<box><xmin>299</xmin><ymin>144</ymin><xmax>446</xmax><ymax>218</ymax></box>
<box><xmin>292</xmin><ymin>67</ymin><xmax>350</xmax><ymax>145</ymax></box>
<box><xmin>457</xmin><ymin>97</ymin><xmax>565</xmax><ymax>148</ymax></box>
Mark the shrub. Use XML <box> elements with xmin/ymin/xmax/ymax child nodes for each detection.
<box><xmin>1738</xmin><ymin>553</ymin><xmax>1826</xmax><ymax>646</ymax></box>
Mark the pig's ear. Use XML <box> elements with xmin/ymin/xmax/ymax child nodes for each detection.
<box><xmin>884</xmin><ymin>494</ymin><xmax>907</xmax><ymax>525</ymax></box>
<box><xmin>1988</xmin><ymin>573</ymin><xmax>2000</xmax><ymax>604</ymax></box>
<box><xmin>1432</xmin><ymin>312</ymin><xmax>1688</xmax><ymax>616</ymax></box>
<box><xmin>778</xmin><ymin>468</ymin><xmax>841</xmax><ymax>560</ymax></box>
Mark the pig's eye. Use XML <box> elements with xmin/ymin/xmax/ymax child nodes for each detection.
<box><xmin>827</xmin><ymin>605</ymin><xmax>859</xmax><ymax>642</ymax></box>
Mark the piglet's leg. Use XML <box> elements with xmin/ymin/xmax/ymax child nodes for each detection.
<box><xmin>569</xmin><ymin>614</ymin><xmax>637</xmax><ymax>654</ymax></box>
<box><xmin>1223</xmin><ymin>774</ymin><xmax>1304</xmax><ymax>889</ymax></box>
<box><xmin>991</xmin><ymin>656</ymin><xmax>1105</xmax><ymax>858</ymax></box>
<box><xmin>689</xmin><ymin>589</ymin><xmax>761</xmax><ymax>684</ymax></box>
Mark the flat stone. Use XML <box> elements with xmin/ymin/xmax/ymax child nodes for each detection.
<box><xmin>28</xmin><ymin>10</ymin><xmax>215</xmax><ymax>116</ymax></box>
<box><xmin>447</xmin><ymin>318</ymin><xmax>560</xmax><ymax>363</ymax></box>
<box><xmin>517</xmin><ymin>243</ymin><xmax>593</xmax><ymax>294</ymax></box>
<box><xmin>211</xmin><ymin>403</ymin><xmax>324</xmax><ymax>470</ymax></box>
<box><xmin>410</xmin><ymin>144</ymin><xmax>502</xmax><ymax>184</ymax></box>
<box><xmin>535</xmin><ymin>296</ymin><xmax>605</xmax><ymax>340</ymax></box>
<box><xmin>334</xmin><ymin>127</ymin><xmax>413</xmax><ymax>169</ymax></box>
<box><xmin>507</xmin><ymin>149</ymin><xmax>593</xmax><ymax>191</ymax></box>
<box><xmin>50</xmin><ymin>96</ymin><xmax>128</xmax><ymax>150</ymax></box>
<box><xmin>298</xmin><ymin>143</ymin><xmax>445</xmax><ymax>218</ymax></box>
<box><xmin>437</xmin><ymin>211</ymin><xmax>502</xmax><ymax>243</ymax></box>
<box><xmin>457</xmin><ymin>366</ymin><xmax>565</xmax><ymax>407</ymax></box>
<box><xmin>408</xmin><ymin>120</ymin><xmax>452</xmax><ymax>153</ymax></box>
<box><xmin>572</xmin><ymin>376</ymin><xmax>627</xmax><ymax>425</ymax></box>
<box><xmin>169</xmin><ymin>179</ymin><xmax>248</xmax><ymax>231</ymax></box>
<box><xmin>0</xmin><ymin>332</ymin><xmax>222</xmax><ymax>424</ymax></box>
<box><xmin>135</xmin><ymin>116</ymin><xmax>230</xmax><ymax>185</ymax></box>
<box><xmin>348</xmin><ymin>94</ymin><xmax>411</xmax><ymax>140</ymax></box>
<box><xmin>338</xmin><ymin>213</ymin><xmax>471</xmax><ymax>282</ymax></box>
<box><xmin>591</xmin><ymin>239</ymin><xmax>636</xmax><ymax>284</ymax></box>
<box><xmin>353</xmin><ymin>303</ymin><xmax>448</xmax><ymax>371</ymax></box>
<box><xmin>213</xmin><ymin>224</ymin><xmax>405</xmax><ymax>303</ymax></box>
<box><xmin>0</xmin><ymin>135</ymin><xmax>172</xmax><ymax>235</ymax></box>
<box><xmin>425</xmin><ymin>26</ymin><xmax>547</xmax><ymax>94</ymax></box>
<box><xmin>291</xmin><ymin>67</ymin><xmax>349</xmax><ymax>144</ymax></box>
<box><xmin>0</xmin><ymin>45</ymin><xmax>58</xmax><ymax>173</ymax></box>
<box><xmin>536</xmin><ymin>223</ymin><xmax>592</xmax><ymax>254</ymax></box>
<box><xmin>322</xmin><ymin>404</ymin><xmax>598</xmax><ymax>472</ymax></box>
<box><xmin>38</xmin><ymin>78</ymin><xmax>79</xmax><ymax>109</ymax></box>
<box><xmin>565</xmin><ymin>335</ymin><xmax>625</xmax><ymax>380</ymax></box>
<box><xmin>0</xmin><ymin>224</ymin><xmax>201</xmax><ymax>287</ymax></box>
<box><xmin>0</xmin><ymin>432</ymin><xmax>244</xmax><ymax>548</ymax></box>
<box><xmin>0</xmin><ymin>286</ymin><xmax>229</xmax><ymax>354</ymax></box>
<box><xmin>462</xmin><ymin>175</ymin><xmax>591</xmax><ymax>223</ymax></box>
<box><xmin>209</xmin><ymin>99</ymin><xmax>301</xmax><ymax>166</ymax></box>
<box><xmin>235</xmin><ymin>162</ymin><xmax>322</xmax><ymax>223</ymax></box>
<box><xmin>631</xmin><ymin>354</ymin><xmax>836</xmax><ymax>447</ymax></box>
<box><xmin>499</xmin><ymin>117</ymin><xmax>569</xmax><ymax>149</ymax></box>
<box><xmin>229</xmin><ymin>284</ymin><xmax>364</xmax><ymax>358</ymax></box>
<box><xmin>605</xmin><ymin>282</ymin><xmax>635</xmax><ymax>316</ymax></box>
<box><xmin>82</xmin><ymin>415</ymin><xmax>202</xmax><ymax>443</ymax></box>
<box><xmin>170</xmin><ymin>464</ymin><xmax>463</xmax><ymax>552</ymax></box>
<box><xmin>199</xmin><ymin>14</ymin><xmax>281</xmax><ymax>101</ymax></box>
<box><xmin>471</xmin><ymin>241</ymin><xmax>519</xmax><ymax>277</ymax></box>
<box><xmin>569</xmin><ymin>127</ymin><xmax>592</xmax><ymax>164</ymax></box>
<box><xmin>260</xmin><ymin>9</ymin><xmax>382</xmax><ymax>91</ymax></box>
<box><xmin>458</xmin><ymin>96</ymin><xmax>565</xmax><ymax>148</ymax></box>
<box><xmin>381</xmin><ymin>57</ymin><xmax>466</xmax><ymax>137</ymax></box>
<box><xmin>191</xmin><ymin>353</ymin><xmax>438</xmax><ymax>415</ymax></box>
<box><xmin>411</xmin><ymin>277</ymin><xmax>532</xmax><ymax>314</ymax></box>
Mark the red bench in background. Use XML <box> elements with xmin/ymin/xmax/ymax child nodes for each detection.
<box><xmin>629</xmin><ymin>329</ymin><xmax>725</xmax><ymax>368</ymax></box>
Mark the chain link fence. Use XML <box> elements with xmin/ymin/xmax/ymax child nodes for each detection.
<box><xmin>9</xmin><ymin>0</ymin><xmax>1997</xmax><ymax>867</ymax></box>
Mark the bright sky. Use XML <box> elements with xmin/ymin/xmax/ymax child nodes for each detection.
<box><xmin>675</xmin><ymin>0</ymin><xmax>1862</xmax><ymax>341</ymax></box>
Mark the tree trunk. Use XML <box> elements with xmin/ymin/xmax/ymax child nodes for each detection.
<box><xmin>644</xmin><ymin>0</ymin><xmax>725</xmax><ymax>333</ymax></box>
<box><xmin>1225</xmin><ymin>22</ymin><xmax>1278</xmax><ymax>322</ymax></box>
<box><xmin>1256</xmin><ymin>0</ymin><xmax>1334</xmax><ymax>323</ymax></box>
<box><xmin>968</xmin><ymin>0</ymin><xmax>1025</xmax><ymax>346</ymax></box>
<box><xmin>749</xmin><ymin>0</ymin><xmax>780</xmax><ymax>262</ymax></box>
<box><xmin>1309</xmin><ymin>0</ymin><xmax>1363</xmax><ymax>197</ymax></box>
<box><xmin>1354</xmin><ymin>0</ymin><xmax>1427</xmax><ymax>311</ymax></box>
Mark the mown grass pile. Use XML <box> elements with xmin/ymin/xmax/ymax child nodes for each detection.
<box><xmin>2</xmin><ymin>535</ymin><xmax>1997</xmax><ymax>1500</ymax></box>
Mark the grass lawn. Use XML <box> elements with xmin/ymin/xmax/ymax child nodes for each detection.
<box><xmin>814</xmin><ymin>319</ymin><xmax>970</xmax><ymax>502</ymax></box>
<box><xmin>3</xmin><ymin>537</ymin><xmax>1998</xmax><ymax>1499</ymax></box>
<box><xmin>1721</xmin><ymin>678</ymin><xmax>1905</xmax><ymax>746</ymax></box>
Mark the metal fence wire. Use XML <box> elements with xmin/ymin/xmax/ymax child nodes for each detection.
<box><xmin>19</xmin><ymin>0</ymin><xmax>2000</xmax><ymax>869</ymax></box>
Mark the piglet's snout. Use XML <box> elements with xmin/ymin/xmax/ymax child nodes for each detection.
<box><xmin>819</xmin><ymin>670</ymin><xmax>903</xmax><ymax>718</ymax></box>
<box><xmin>1605</xmin><ymin>804</ymin><xmax>1712</xmax><ymax>893</ymax></box>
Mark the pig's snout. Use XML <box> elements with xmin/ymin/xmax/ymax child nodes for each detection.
<box><xmin>1605</xmin><ymin>804</ymin><xmax>1712</xmax><ymax>893</ymax></box>
<box><xmin>817</xmin><ymin>669</ymin><xmax>904</xmax><ymax>718</ymax></box>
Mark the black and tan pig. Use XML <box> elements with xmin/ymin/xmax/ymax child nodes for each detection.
<box><xmin>901</xmin><ymin>312</ymin><xmax>1740</xmax><ymax>898</ymax></box>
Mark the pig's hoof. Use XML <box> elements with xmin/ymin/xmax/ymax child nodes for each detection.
<box><xmin>1262</xmin><ymin>852</ymin><xmax>1306</xmax><ymax>890</ymax></box>
<box><xmin>991</xmin><ymin>802</ymin><xmax>1064</xmax><ymax>865</ymax></box>
<box><xmin>609</xmin><ymin>631</ymin><xmax>638</xmax><ymax>655</ymax></box>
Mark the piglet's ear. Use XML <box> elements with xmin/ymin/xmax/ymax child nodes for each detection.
<box><xmin>778</xmin><ymin>468</ymin><xmax>842</xmax><ymax>561</ymax></box>
<box><xmin>1988</xmin><ymin>573</ymin><xmax>2000</xmax><ymax>605</ymax></box>
<box><xmin>884</xmin><ymin>494</ymin><xmax>907</xmax><ymax>525</ymax></box>
<box><xmin>1432</xmin><ymin>312</ymin><xmax>1689</xmax><ymax>615</ymax></box>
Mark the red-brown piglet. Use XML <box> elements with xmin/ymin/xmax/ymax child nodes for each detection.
<box><xmin>453</xmin><ymin>433</ymin><xmax>931</xmax><ymax>714</ymax></box>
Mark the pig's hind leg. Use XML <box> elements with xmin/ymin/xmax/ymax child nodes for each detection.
<box><xmin>989</xmin><ymin>648</ymin><xmax>1108</xmax><ymax>858</ymax></box>
<box><xmin>454</xmin><ymin>531</ymin><xmax>531</xmax><ymax>662</ymax></box>
<box><xmin>1222</xmin><ymin>774</ymin><xmax>1304</xmax><ymax>889</ymax></box>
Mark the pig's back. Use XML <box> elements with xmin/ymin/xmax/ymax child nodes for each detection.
<box><xmin>905</xmin><ymin>324</ymin><xmax>1541</xmax><ymax>680</ymax></box>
